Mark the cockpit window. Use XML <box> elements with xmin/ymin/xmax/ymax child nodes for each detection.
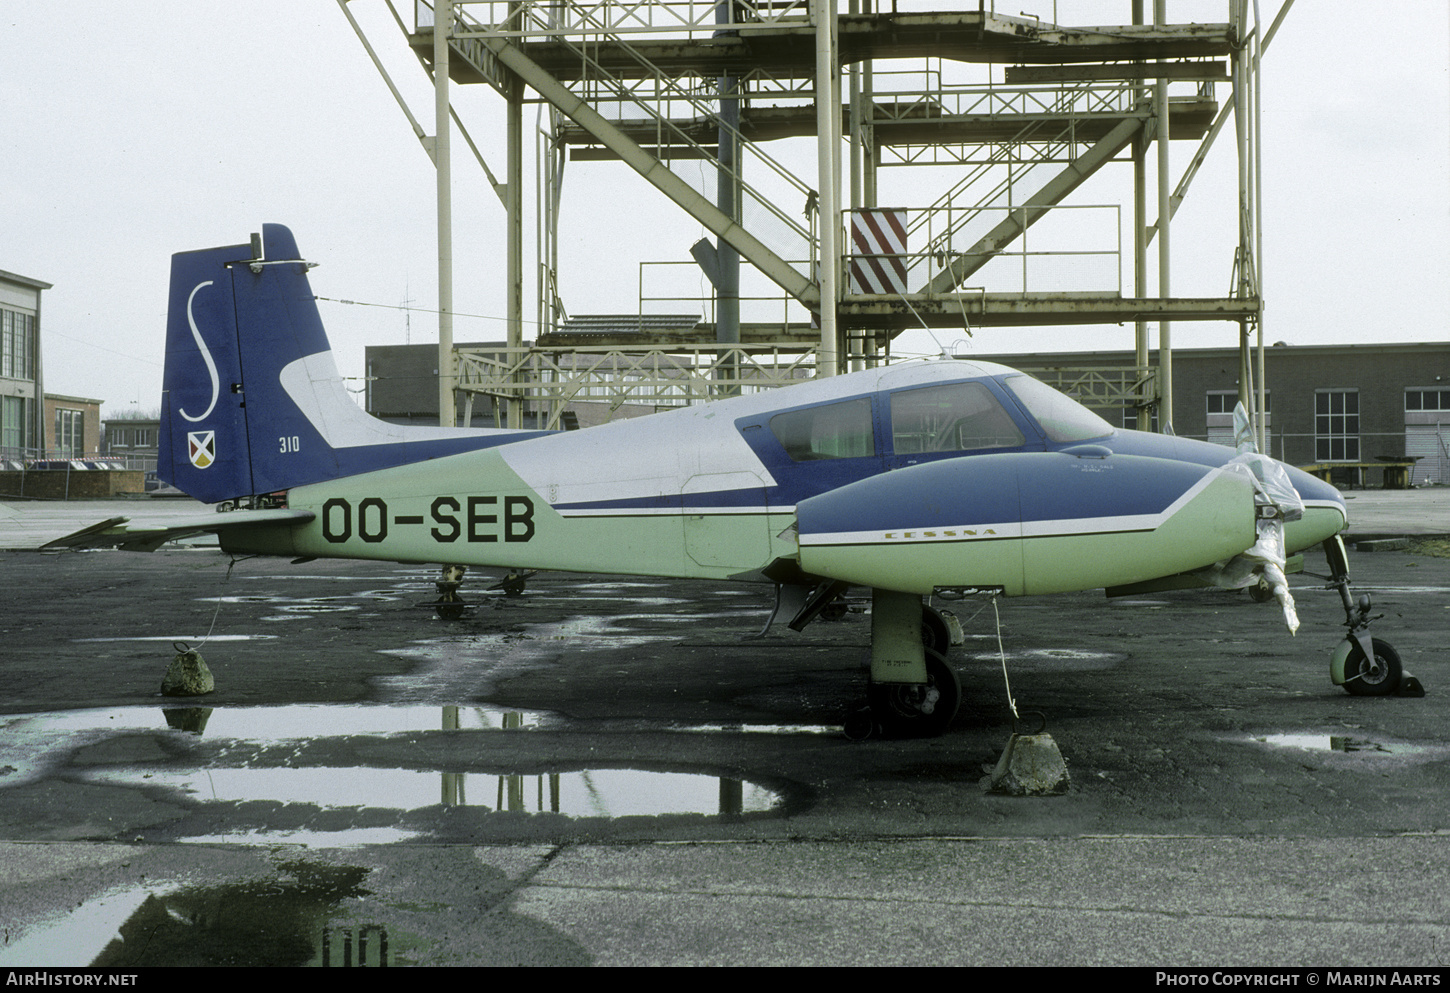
<box><xmin>770</xmin><ymin>398</ymin><xmax>875</xmax><ymax>461</ymax></box>
<box><xmin>1002</xmin><ymin>374</ymin><xmax>1114</xmax><ymax>443</ymax></box>
<box><xmin>890</xmin><ymin>382</ymin><xmax>1024</xmax><ymax>454</ymax></box>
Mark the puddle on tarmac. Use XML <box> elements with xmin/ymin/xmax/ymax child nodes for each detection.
<box><xmin>73</xmin><ymin>634</ymin><xmax>278</xmax><ymax>643</ymax></box>
<box><xmin>1248</xmin><ymin>732</ymin><xmax>1436</xmax><ymax>757</ymax></box>
<box><xmin>93</xmin><ymin>764</ymin><xmax>779</xmax><ymax>823</ymax></box>
<box><xmin>211</xmin><ymin>570</ymin><xmax>766</xmax><ymax>623</ymax></box>
<box><xmin>1</xmin><ymin>702</ymin><xmax>549</xmax><ymax>739</ymax></box>
<box><xmin>961</xmin><ymin>647</ymin><xmax>1123</xmax><ymax>670</ymax></box>
<box><xmin>374</xmin><ymin>616</ymin><xmax>690</xmax><ymax>701</ymax></box>
<box><xmin>0</xmin><ymin>704</ymin><xmax>787</xmax><ymax>844</ymax></box>
<box><xmin>1297</xmin><ymin>585</ymin><xmax>1450</xmax><ymax>596</ymax></box>
<box><xmin>0</xmin><ymin>887</ymin><xmax>154</xmax><ymax>968</ymax></box>
<box><xmin>0</xmin><ymin>860</ymin><xmax>399</xmax><ymax>967</ymax></box>
<box><xmin>674</xmin><ymin>722</ymin><xmax>840</xmax><ymax>735</ymax></box>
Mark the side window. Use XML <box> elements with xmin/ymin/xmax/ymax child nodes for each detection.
<box><xmin>770</xmin><ymin>398</ymin><xmax>876</xmax><ymax>461</ymax></box>
<box><xmin>890</xmin><ymin>382</ymin><xmax>1024</xmax><ymax>455</ymax></box>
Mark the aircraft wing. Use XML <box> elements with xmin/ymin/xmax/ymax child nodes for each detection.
<box><xmin>41</xmin><ymin>509</ymin><xmax>316</xmax><ymax>553</ymax></box>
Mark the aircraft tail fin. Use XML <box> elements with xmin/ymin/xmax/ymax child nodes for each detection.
<box><xmin>158</xmin><ymin>224</ymin><xmax>542</xmax><ymax>505</ymax></box>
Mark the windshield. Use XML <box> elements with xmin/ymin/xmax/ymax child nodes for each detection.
<box><xmin>890</xmin><ymin>382</ymin><xmax>1024</xmax><ymax>454</ymax></box>
<box><xmin>1002</xmin><ymin>374</ymin><xmax>1114</xmax><ymax>443</ymax></box>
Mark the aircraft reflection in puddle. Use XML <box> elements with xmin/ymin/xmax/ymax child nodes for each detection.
<box><xmin>3</xmin><ymin>704</ymin><xmax>787</xmax><ymax>845</ymax></box>
<box><xmin>109</xmin><ymin>762</ymin><xmax>780</xmax><ymax>824</ymax></box>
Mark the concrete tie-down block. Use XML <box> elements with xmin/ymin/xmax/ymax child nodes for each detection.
<box><xmin>989</xmin><ymin>733</ymin><xmax>1070</xmax><ymax>796</ymax></box>
<box><xmin>161</xmin><ymin>649</ymin><xmax>214</xmax><ymax>697</ymax></box>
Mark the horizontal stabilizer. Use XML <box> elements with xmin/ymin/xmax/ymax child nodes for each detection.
<box><xmin>41</xmin><ymin>509</ymin><xmax>315</xmax><ymax>553</ymax></box>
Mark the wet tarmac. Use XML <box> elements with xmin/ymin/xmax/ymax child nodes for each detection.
<box><xmin>1</xmin><ymin>496</ymin><xmax>1448</xmax><ymax>966</ymax></box>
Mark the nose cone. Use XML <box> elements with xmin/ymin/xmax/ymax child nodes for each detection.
<box><xmin>1283</xmin><ymin>463</ymin><xmax>1347</xmax><ymax>551</ymax></box>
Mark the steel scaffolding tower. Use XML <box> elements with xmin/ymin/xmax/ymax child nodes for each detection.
<box><xmin>341</xmin><ymin>0</ymin><xmax>1278</xmax><ymax>440</ymax></box>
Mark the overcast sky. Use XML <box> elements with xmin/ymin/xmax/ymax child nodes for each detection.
<box><xmin>5</xmin><ymin>0</ymin><xmax>1447</xmax><ymax>417</ymax></box>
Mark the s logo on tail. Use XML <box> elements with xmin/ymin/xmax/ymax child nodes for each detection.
<box><xmin>179</xmin><ymin>280</ymin><xmax>220</xmax><ymax>423</ymax></box>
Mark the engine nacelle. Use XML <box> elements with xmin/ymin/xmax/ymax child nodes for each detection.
<box><xmin>795</xmin><ymin>450</ymin><xmax>1258</xmax><ymax>596</ymax></box>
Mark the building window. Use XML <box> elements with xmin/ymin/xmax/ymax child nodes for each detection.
<box><xmin>3</xmin><ymin>395</ymin><xmax>31</xmax><ymax>453</ymax></box>
<box><xmin>1207</xmin><ymin>391</ymin><xmax>1270</xmax><ymax>415</ymax></box>
<box><xmin>55</xmin><ymin>408</ymin><xmax>83</xmax><ymax>456</ymax></box>
<box><xmin>1206</xmin><ymin>390</ymin><xmax>1271</xmax><ymax>447</ymax></box>
<box><xmin>2</xmin><ymin>309</ymin><xmax>36</xmax><ymax>380</ymax></box>
<box><xmin>1122</xmin><ymin>407</ymin><xmax>1159</xmax><ymax>433</ymax></box>
<box><xmin>1406</xmin><ymin>389</ymin><xmax>1450</xmax><ymax>412</ymax></box>
<box><xmin>1315</xmin><ymin>390</ymin><xmax>1359</xmax><ymax>462</ymax></box>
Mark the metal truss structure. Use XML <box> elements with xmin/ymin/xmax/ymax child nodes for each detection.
<box><xmin>340</xmin><ymin>0</ymin><xmax>1286</xmax><ymax>443</ymax></box>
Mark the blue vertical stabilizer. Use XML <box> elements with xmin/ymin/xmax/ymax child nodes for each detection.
<box><xmin>158</xmin><ymin>224</ymin><xmax>546</xmax><ymax>504</ymax></box>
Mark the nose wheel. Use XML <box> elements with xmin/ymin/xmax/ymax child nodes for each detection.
<box><xmin>1323</xmin><ymin>537</ymin><xmax>1422</xmax><ymax>697</ymax></box>
<box><xmin>1341</xmin><ymin>637</ymin><xmax>1403</xmax><ymax>697</ymax></box>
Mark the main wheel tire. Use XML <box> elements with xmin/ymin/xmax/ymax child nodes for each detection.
<box><xmin>921</xmin><ymin>604</ymin><xmax>952</xmax><ymax>656</ymax></box>
<box><xmin>868</xmin><ymin>648</ymin><xmax>961</xmax><ymax>738</ymax></box>
<box><xmin>1343</xmin><ymin>637</ymin><xmax>1402</xmax><ymax>697</ymax></box>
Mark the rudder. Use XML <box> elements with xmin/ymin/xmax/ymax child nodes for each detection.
<box><xmin>158</xmin><ymin>236</ymin><xmax>255</xmax><ymax>504</ymax></box>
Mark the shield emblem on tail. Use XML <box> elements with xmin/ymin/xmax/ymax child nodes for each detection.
<box><xmin>188</xmin><ymin>431</ymin><xmax>216</xmax><ymax>469</ymax></box>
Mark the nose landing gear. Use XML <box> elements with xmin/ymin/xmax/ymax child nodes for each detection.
<box><xmin>1323</xmin><ymin>537</ymin><xmax>1423</xmax><ymax>697</ymax></box>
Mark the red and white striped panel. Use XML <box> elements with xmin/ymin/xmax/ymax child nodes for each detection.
<box><xmin>849</xmin><ymin>209</ymin><xmax>908</xmax><ymax>295</ymax></box>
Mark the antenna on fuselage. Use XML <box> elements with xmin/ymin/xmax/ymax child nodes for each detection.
<box><xmin>899</xmin><ymin>295</ymin><xmax>953</xmax><ymax>360</ymax></box>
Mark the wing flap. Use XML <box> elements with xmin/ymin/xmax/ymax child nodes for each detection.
<box><xmin>42</xmin><ymin>509</ymin><xmax>316</xmax><ymax>553</ymax></box>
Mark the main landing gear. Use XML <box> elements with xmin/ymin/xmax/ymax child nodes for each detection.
<box><xmin>774</xmin><ymin>583</ymin><xmax>961</xmax><ymax>739</ymax></box>
<box><xmin>430</xmin><ymin>565</ymin><xmax>534</xmax><ymax>619</ymax></box>
<box><xmin>433</xmin><ymin>564</ymin><xmax>468</xmax><ymax>620</ymax></box>
<box><xmin>1323</xmin><ymin>536</ymin><xmax>1422</xmax><ymax>697</ymax></box>
<box><xmin>845</xmin><ymin>589</ymin><xmax>962</xmax><ymax>740</ymax></box>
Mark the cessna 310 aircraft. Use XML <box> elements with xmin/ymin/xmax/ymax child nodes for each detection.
<box><xmin>48</xmin><ymin>225</ymin><xmax>1407</xmax><ymax>736</ymax></box>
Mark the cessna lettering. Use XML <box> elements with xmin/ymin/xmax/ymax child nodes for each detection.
<box><xmin>883</xmin><ymin>528</ymin><xmax>1000</xmax><ymax>541</ymax></box>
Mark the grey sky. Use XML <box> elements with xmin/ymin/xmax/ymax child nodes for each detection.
<box><xmin>5</xmin><ymin>1</ymin><xmax>1447</xmax><ymax>417</ymax></box>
